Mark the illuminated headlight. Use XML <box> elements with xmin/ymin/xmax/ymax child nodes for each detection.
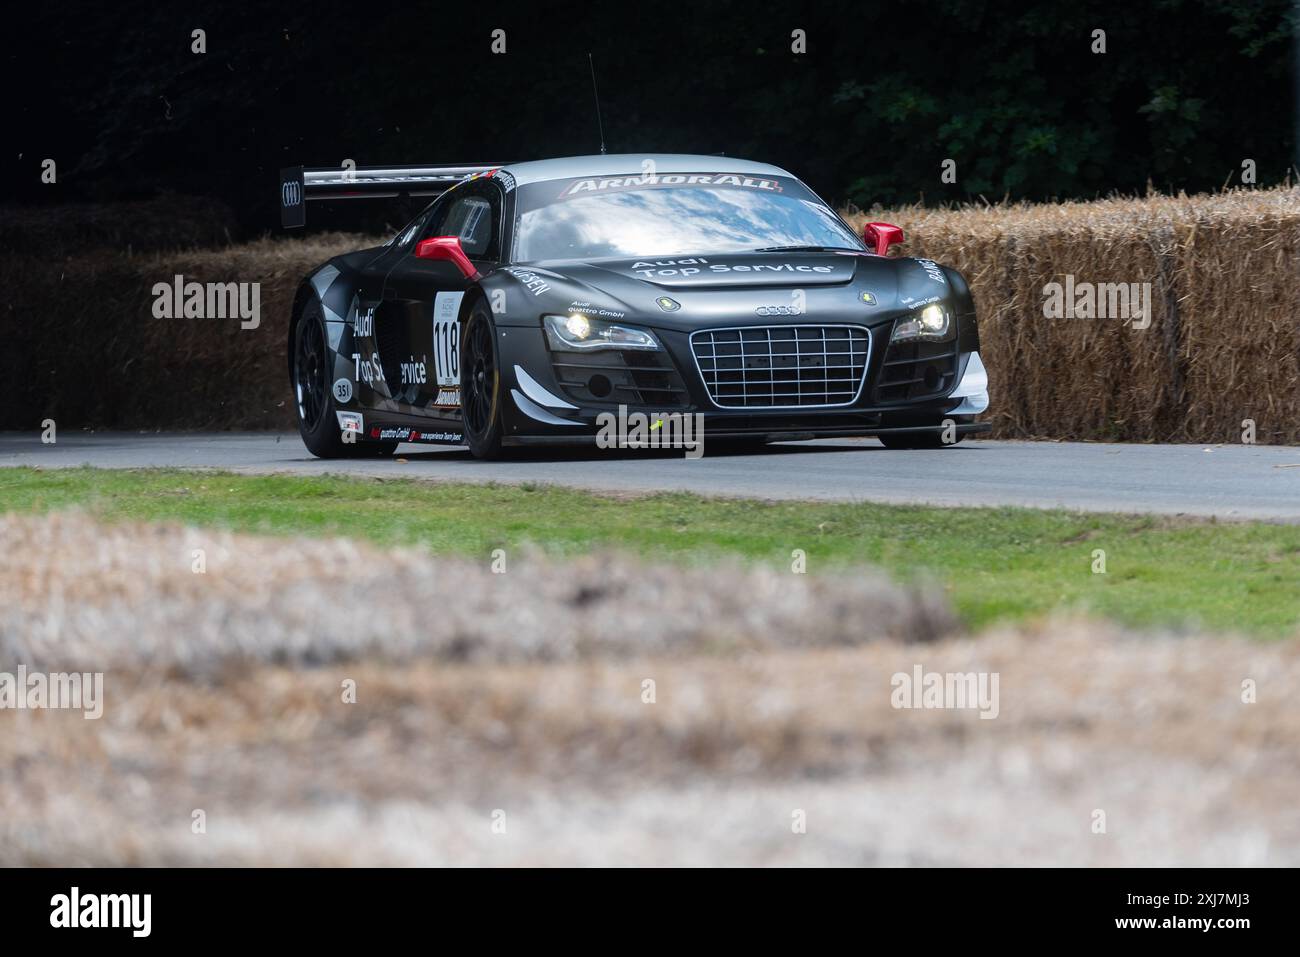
<box><xmin>564</xmin><ymin>314</ymin><xmax>590</xmax><ymax>340</ymax></box>
<box><xmin>544</xmin><ymin>313</ymin><xmax>660</xmax><ymax>351</ymax></box>
<box><xmin>890</xmin><ymin>304</ymin><xmax>953</xmax><ymax>343</ymax></box>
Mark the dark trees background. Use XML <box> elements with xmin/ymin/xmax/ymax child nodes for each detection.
<box><xmin>9</xmin><ymin>0</ymin><xmax>1299</xmax><ymax>234</ymax></box>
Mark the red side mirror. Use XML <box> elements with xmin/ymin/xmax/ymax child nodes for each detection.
<box><xmin>863</xmin><ymin>222</ymin><xmax>904</xmax><ymax>256</ymax></box>
<box><xmin>415</xmin><ymin>236</ymin><xmax>479</xmax><ymax>280</ymax></box>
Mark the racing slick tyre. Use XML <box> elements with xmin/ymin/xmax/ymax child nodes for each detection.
<box><xmin>460</xmin><ymin>300</ymin><xmax>506</xmax><ymax>460</ymax></box>
<box><xmin>878</xmin><ymin>431</ymin><xmax>964</xmax><ymax>449</ymax></box>
<box><xmin>293</xmin><ymin>301</ymin><xmax>398</xmax><ymax>458</ymax></box>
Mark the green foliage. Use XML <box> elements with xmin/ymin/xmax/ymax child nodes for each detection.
<box><xmin>16</xmin><ymin>0</ymin><xmax>1296</xmax><ymax>220</ymax></box>
<box><xmin>828</xmin><ymin>0</ymin><xmax>1297</xmax><ymax>205</ymax></box>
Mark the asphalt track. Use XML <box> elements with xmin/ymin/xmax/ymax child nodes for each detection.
<box><xmin>4</xmin><ymin>432</ymin><xmax>1300</xmax><ymax>520</ymax></box>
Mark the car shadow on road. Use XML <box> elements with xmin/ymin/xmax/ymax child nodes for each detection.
<box><xmin>392</xmin><ymin>439</ymin><xmax>979</xmax><ymax>464</ymax></box>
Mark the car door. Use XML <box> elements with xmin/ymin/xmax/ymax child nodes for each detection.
<box><xmin>349</xmin><ymin>208</ymin><xmax>435</xmax><ymax>411</ymax></box>
<box><xmin>381</xmin><ymin>180</ymin><xmax>504</xmax><ymax>419</ymax></box>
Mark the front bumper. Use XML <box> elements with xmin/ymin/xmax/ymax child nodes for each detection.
<box><xmin>498</xmin><ymin>321</ymin><xmax>991</xmax><ymax>445</ymax></box>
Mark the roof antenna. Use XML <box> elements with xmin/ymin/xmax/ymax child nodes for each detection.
<box><xmin>588</xmin><ymin>53</ymin><xmax>607</xmax><ymax>155</ymax></box>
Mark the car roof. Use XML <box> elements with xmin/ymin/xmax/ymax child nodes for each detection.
<box><xmin>499</xmin><ymin>154</ymin><xmax>794</xmax><ymax>186</ymax></box>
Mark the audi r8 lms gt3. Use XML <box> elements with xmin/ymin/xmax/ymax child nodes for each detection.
<box><xmin>280</xmin><ymin>154</ymin><xmax>991</xmax><ymax>459</ymax></box>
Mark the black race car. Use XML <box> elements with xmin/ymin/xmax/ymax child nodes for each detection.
<box><xmin>281</xmin><ymin>155</ymin><xmax>990</xmax><ymax>459</ymax></box>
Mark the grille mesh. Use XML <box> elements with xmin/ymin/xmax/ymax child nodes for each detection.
<box><xmin>690</xmin><ymin>325</ymin><xmax>870</xmax><ymax>408</ymax></box>
<box><xmin>874</xmin><ymin>335</ymin><xmax>960</xmax><ymax>403</ymax></box>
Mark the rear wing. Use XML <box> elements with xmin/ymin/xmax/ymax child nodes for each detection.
<box><xmin>279</xmin><ymin>164</ymin><xmax>502</xmax><ymax>228</ymax></box>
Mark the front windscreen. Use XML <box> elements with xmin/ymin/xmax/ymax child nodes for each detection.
<box><xmin>512</xmin><ymin>172</ymin><xmax>864</xmax><ymax>262</ymax></box>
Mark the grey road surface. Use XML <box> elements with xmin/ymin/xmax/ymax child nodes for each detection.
<box><xmin>3</xmin><ymin>432</ymin><xmax>1299</xmax><ymax>519</ymax></box>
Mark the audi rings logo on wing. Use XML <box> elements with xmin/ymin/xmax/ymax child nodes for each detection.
<box><xmin>755</xmin><ymin>305</ymin><xmax>803</xmax><ymax>316</ymax></box>
<box><xmin>281</xmin><ymin>180</ymin><xmax>302</xmax><ymax>207</ymax></box>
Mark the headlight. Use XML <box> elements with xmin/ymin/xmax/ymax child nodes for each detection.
<box><xmin>543</xmin><ymin>313</ymin><xmax>661</xmax><ymax>351</ymax></box>
<box><xmin>890</xmin><ymin>304</ymin><xmax>953</xmax><ymax>343</ymax></box>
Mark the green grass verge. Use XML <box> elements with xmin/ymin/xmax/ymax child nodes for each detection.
<box><xmin>4</xmin><ymin>466</ymin><xmax>1299</xmax><ymax>637</ymax></box>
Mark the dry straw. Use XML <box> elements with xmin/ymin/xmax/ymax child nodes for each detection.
<box><xmin>3</xmin><ymin>513</ymin><xmax>1297</xmax><ymax>866</ymax></box>
<box><xmin>11</xmin><ymin>187</ymin><xmax>1300</xmax><ymax>441</ymax></box>
<box><xmin>846</xmin><ymin>186</ymin><xmax>1300</xmax><ymax>443</ymax></box>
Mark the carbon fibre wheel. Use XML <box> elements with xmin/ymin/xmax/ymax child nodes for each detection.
<box><xmin>293</xmin><ymin>300</ymin><xmax>397</xmax><ymax>459</ymax></box>
<box><xmin>294</xmin><ymin>304</ymin><xmax>329</xmax><ymax>435</ymax></box>
<box><xmin>460</xmin><ymin>301</ymin><xmax>504</xmax><ymax>459</ymax></box>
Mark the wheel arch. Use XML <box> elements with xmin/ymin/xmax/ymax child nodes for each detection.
<box><xmin>457</xmin><ymin>282</ymin><xmax>490</xmax><ymax>324</ymax></box>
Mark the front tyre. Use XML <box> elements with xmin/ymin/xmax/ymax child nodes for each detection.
<box><xmin>460</xmin><ymin>300</ymin><xmax>505</xmax><ymax>460</ymax></box>
<box><xmin>878</xmin><ymin>431</ymin><xmax>964</xmax><ymax>449</ymax></box>
<box><xmin>293</xmin><ymin>300</ymin><xmax>397</xmax><ymax>458</ymax></box>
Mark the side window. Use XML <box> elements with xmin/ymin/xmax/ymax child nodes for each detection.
<box><xmin>445</xmin><ymin>197</ymin><xmax>493</xmax><ymax>257</ymax></box>
<box><xmin>390</xmin><ymin>207</ymin><xmax>432</xmax><ymax>248</ymax></box>
<box><xmin>423</xmin><ymin>186</ymin><xmax>501</xmax><ymax>261</ymax></box>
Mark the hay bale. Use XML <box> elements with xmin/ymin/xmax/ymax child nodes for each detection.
<box><xmin>10</xmin><ymin>186</ymin><xmax>1300</xmax><ymax>440</ymax></box>
<box><xmin>846</xmin><ymin>186</ymin><xmax>1300</xmax><ymax>442</ymax></box>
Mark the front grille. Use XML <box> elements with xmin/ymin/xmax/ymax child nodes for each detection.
<box><xmin>690</xmin><ymin>325</ymin><xmax>871</xmax><ymax>408</ymax></box>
